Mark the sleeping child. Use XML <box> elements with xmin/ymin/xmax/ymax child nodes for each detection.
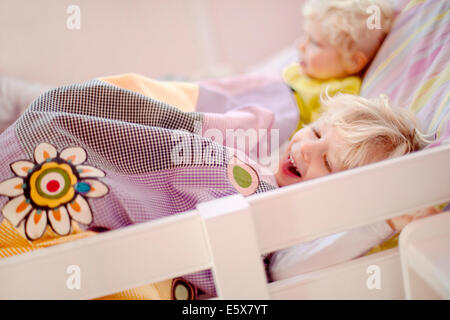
<box><xmin>283</xmin><ymin>0</ymin><xmax>395</xmax><ymax>132</ymax></box>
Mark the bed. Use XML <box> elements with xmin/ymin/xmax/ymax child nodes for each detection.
<box><xmin>0</xmin><ymin>0</ymin><xmax>449</xmax><ymax>300</ymax></box>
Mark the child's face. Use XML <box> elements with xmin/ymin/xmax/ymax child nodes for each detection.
<box><xmin>297</xmin><ymin>25</ymin><xmax>349</xmax><ymax>80</ymax></box>
<box><xmin>275</xmin><ymin>118</ymin><xmax>343</xmax><ymax>187</ymax></box>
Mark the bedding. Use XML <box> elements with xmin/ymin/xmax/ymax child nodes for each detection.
<box><xmin>0</xmin><ymin>78</ymin><xmax>279</xmax><ymax>297</ymax></box>
<box><xmin>361</xmin><ymin>0</ymin><xmax>450</xmax><ymax>146</ymax></box>
<box><xmin>195</xmin><ymin>73</ymin><xmax>299</xmax><ymax>145</ymax></box>
<box><xmin>99</xmin><ymin>72</ymin><xmax>299</xmax><ymax>145</ymax></box>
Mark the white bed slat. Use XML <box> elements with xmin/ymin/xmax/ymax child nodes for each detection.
<box><xmin>198</xmin><ymin>194</ymin><xmax>270</xmax><ymax>299</ymax></box>
<box><xmin>400</xmin><ymin>211</ymin><xmax>450</xmax><ymax>299</ymax></box>
<box><xmin>0</xmin><ymin>210</ymin><xmax>211</xmax><ymax>299</ymax></box>
<box><xmin>269</xmin><ymin>248</ymin><xmax>404</xmax><ymax>299</ymax></box>
<box><xmin>250</xmin><ymin>144</ymin><xmax>450</xmax><ymax>254</ymax></box>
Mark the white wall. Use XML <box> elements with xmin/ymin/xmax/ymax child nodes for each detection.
<box><xmin>0</xmin><ymin>0</ymin><xmax>304</xmax><ymax>86</ymax></box>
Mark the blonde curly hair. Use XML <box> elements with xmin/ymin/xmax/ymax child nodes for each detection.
<box><xmin>302</xmin><ymin>0</ymin><xmax>395</xmax><ymax>61</ymax></box>
<box><xmin>321</xmin><ymin>93</ymin><xmax>432</xmax><ymax>170</ymax></box>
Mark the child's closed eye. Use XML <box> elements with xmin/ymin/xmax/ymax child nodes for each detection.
<box><xmin>310</xmin><ymin>38</ymin><xmax>321</xmax><ymax>47</ymax></box>
<box><xmin>311</xmin><ymin>126</ymin><xmax>321</xmax><ymax>138</ymax></box>
<box><xmin>323</xmin><ymin>154</ymin><xmax>332</xmax><ymax>172</ymax></box>
<box><xmin>312</xmin><ymin>126</ymin><xmax>333</xmax><ymax>172</ymax></box>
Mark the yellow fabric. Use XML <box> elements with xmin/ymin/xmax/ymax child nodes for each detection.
<box><xmin>99</xmin><ymin>73</ymin><xmax>198</xmax><ymax>112</ymax></box>
<box><xmin>364</xmin><ymin>232</ymin><xmax>400</xmax><ymax>256</ymax></box>
<box><xmin>282</xmin><ymin>63</ymin><xmax>361</xmax><ymax>133</ymax></box>
<box><xmin>96</xmin><ymin>279</ymin><xmax>173</xmax><ymax>300</ymax></box>
<box><xmin>0</xmin><ymin>219</ymin><xmax>96</xmax><ymax>258</ymax></box>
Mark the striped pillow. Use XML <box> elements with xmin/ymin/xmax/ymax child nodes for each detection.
<box><xmin>361</xmin><ymin>0</ymin><xmax>450</xmax><ymax>146</ymax></box>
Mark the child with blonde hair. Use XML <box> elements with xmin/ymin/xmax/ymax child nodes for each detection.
<box><xmin>275</xmin><ymin>93</ymin><xmax>439</xmax><ymax>231</ymax></box>
<box><xmin>284</xmin><ymin>0</ymin><xmax>395</xmax><ymax>132</ymax></box>
<box><xmin>268</xmin><ymin>93</ymin><xmax>439</xmax><ymax>281</ymax></box>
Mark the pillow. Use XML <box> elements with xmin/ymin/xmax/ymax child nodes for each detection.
<box><xmin>360</xmin><ymin>0</ymin><xmax>450</xmax><ymax>146</ymax></box>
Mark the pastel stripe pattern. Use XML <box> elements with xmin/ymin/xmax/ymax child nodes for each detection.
<box><xmin>361</xmin><ymin>0</ymin><xmax>450</xmax><ymax>145</ymax></box>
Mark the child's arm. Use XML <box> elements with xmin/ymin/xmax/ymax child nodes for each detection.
<box><xmin>386</xmin><ymin>206</ymin><xmax>442</xmax><ymax>231</ymax></box>
<box><xmin>201</xmin><ymin>105</ymin><xmax>276</xmax><ymax>162</ymax></box>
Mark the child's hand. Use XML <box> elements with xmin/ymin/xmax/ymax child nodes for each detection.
<box><xmin>386</xmin><ymin>206</ymin><xmax>442</xmax><ymax>231</ymax></box>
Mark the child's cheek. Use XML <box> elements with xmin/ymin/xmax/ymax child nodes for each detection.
<box><xmin>310</xmin><ymin>54</ymin><xmax>325</xmax><ymax>73</ymax></box>
<box><xmin>305</xmin><ymin>165</ymin><xmax>328</xmax><ymax>181</ymax></box>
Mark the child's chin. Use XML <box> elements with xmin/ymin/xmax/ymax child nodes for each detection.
<box><xmin>275</xmin><ymin>171</ymin><xmax>301</xmax><ymax>187</ymax></box>
<box><xmin>303</xmin><ymin>69</ymin><xmax>322</xmax><ymax>79</ymax></box>
<box><xmin>274</xmin><ymin>171</ymin><xmax>288</xmax><ymax>187</ymax></box>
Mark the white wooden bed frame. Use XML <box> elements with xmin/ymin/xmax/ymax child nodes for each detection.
<box><xmin>0</xmin><ymin>143</ymin><xmax>449</xmax><ymax>300</ymax></box>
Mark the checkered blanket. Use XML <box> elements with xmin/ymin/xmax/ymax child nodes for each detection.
<box><xmin>0</xmin><ymin>79</ymin><xmax>278</xmax><ymax>296</ymax></box>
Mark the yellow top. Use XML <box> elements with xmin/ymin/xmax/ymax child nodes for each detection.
<box><xmin>282</xmin><ymin>63</ymin><xmax>362</xmax><ymax>133</ymax></box>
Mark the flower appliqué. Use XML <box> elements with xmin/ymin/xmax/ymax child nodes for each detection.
<box><xmin>0</xmin><ymin>143</ymin><xmax>108</xmax><ymax>240</ymax></box>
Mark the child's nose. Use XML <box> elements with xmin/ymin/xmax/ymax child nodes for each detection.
<box><xmin>292</xmin><ymin>140</ymin><xmax>314</xmax><ymax>163</ymax></box>
<box><xmin>299</xmin><ymin>141</ymin><xmax>314</xmax><ymax>163</ymax></box>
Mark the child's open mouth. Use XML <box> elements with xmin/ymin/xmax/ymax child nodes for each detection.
<box><xmin>283</xmin><ymin>154</ymin><xmax>302</xmax><ymax>178</ymax></box>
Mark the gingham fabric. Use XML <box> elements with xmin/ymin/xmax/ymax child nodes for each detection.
<box><xmin>0</xmin><ymin>79</ymin><xmax>278</xmax><ymax>297</ymax></box>
<box><xmin>16</xmin><ymin>80</ymin><xmax>205</xmax><ymax>175</ymax></box>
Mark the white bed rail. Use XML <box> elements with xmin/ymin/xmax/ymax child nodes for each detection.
<box><xmin>269</xmin><ymin>248</ymin><xmax>405</xmax><ymax>300</ymax></box>
<box><xmin>400</xmin><ymin>211</ymin><xmax>450</xmax><ymax>299</ymax></box>
<box><xmin>0</xmin><ymin>144</ymin><xmax>449</xmax><ymax>299</ymax></box>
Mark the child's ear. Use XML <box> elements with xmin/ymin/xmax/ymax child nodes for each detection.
<box><xmin>345</xmin><ymin>51</ymin><xmax>368</xmax><ymax>75</ymax></box>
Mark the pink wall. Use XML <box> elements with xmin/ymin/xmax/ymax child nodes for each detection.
<box><xmin>208</xmin><ymin>0</ymin><xmax>303</xmax><ymax>72</ymax></box>
<box><xmin>0</xmin><ymin>0</ymin><xmax>305</xmax><ymax>86</ymax></box>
